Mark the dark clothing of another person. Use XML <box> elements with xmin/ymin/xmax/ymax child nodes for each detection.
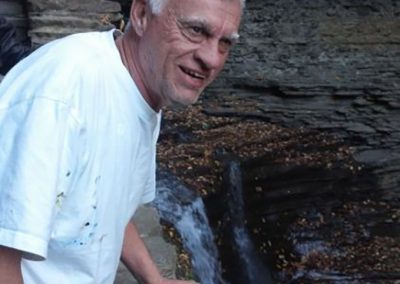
<box><xmin>0</xmin><ymin>16</ymin><xmax>31</xmax><ymax>75</ymax></box>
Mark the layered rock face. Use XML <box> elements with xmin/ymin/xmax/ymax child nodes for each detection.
<box><xmin>26</xmin><ymin>0</ymin><xmax>122</xmax><ymax>46</ymax></box>
<box><xmin>213</xmin><ymin>0</ymin><xmax>400</xmax><ymax>158</ymax></box>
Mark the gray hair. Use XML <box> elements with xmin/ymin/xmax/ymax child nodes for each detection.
<box><xmin>148</xmin><ymin>0</ymin><xmax>246</xmax><ymax>14</ymax></box>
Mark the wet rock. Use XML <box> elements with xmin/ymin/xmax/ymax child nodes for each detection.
<box><xmin>345</xmin><ymin>122</ymin><xmax>376</xmax><ymax>134</ymax></box>
<box><xmin>354</xmin><ymin>149</ymin><xmax>393</xmax><ymax>165</ymax></box>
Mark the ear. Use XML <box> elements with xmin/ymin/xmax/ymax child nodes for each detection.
<box><xmin>130</xmin><ymin>0</ymin><xmax>150</xmax><ymax>36</ymax></box>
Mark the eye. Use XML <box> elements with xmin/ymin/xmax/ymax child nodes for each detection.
<box><xmin>190</xmin><ymin>26</ymin><xmax>202</xmax><ymax>34</ymax></box>
<box><xmin>181</xmin><ymin>24</ymin><xmax>207</xmax><ymax>43</ymax></box>
<box><xmin>188</xmin><ymin>25</ymin><xmax>206</xmax><ymax>38</ymax></box>
<box><xmin>178</xmin><ymin>21</ymin><xmax>208</xmax><ymax>43</ymax></box>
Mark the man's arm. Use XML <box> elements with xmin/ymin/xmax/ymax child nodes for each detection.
<box><xmin>121</xmin><ymin>221</ymin><xmax>198</xmax><ymax>284</ymax></box>
<box><xmin>0</xmin><ymin>246</ymin><xmax>23</xmax><ymax>284</ymax></box>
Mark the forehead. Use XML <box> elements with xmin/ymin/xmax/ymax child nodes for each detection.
<box><xmin>162</xmin><ymin>0</ymin><xmax>242</xmax><ymax>33</ymax></box>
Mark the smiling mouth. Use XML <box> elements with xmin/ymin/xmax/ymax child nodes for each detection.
<box><xmin>180</xmin><ymin>66</ymin><xmax>206</xmax><ymax>80</ymax></box>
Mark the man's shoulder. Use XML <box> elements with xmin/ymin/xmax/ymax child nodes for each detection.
<box><xmin>55</xmin><ymin>30</ymin><xmax>113</xmax><ymax>50</ymax></box>
<box><xmin>0</xmin><ymin>30</ymin><xmax>124</xmax><ymax>111</ymax></box>
<box><xmin>39</xmin><ymin>30</ymin><xmax>115</xmax><ymax>65</ymax></box>
<box><xmin>3</xmin><ymin>31</ymin><xmax>115</xmax><ymax>86</ymax></box>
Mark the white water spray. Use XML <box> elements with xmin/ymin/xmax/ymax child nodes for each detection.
<box><xmin>153</xmin><ymin>170</ymin><xmax>227</xmax><ymax>284</ymax></box>
<box><xmin>226</xmin><ymin>160</ymin><xmax>273</xmax><ymax>284</ymax></box>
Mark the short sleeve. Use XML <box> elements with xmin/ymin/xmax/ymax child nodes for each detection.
<box><xmin>0</xmin><ymin>97</ymin><xmax>79</xmax><ymax>260</ymax></box>
<box><xmin>139</xmin><ymin>158</ymin><xmax>156</xmax><ymax>205</ymax></box>
<box><xmin>139</xmin><ymin>113</ymin><xmax>161</xmax><ymax>205</ymax></box>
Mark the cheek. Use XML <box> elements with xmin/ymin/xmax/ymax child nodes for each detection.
<box><xmin>211</xmin><ymin>57</ymin><xmax>228</xmax><ymax>77</ymax></box>
<box><xmin>149</xmin><ymin>41</ymin><xmax>183</xmax><ymax>76</ymax></box>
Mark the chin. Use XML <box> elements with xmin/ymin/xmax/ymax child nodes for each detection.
<box><xmin>181</xmin><ymin>93</ymin><xmax>201</xmax><ymax>105</ymax></box>
<box><xmin>161</xmin><ymin>82</ymin><xmax>204</xmax><ymax>107</ymax></box>
<box><xmin>169</xmin><ymin>90</ymin><xmax>202</xmax><ymax>107</ymax></box>
<box><xmin>168</xmin><ymin>96</ymin><xmax>199</xmax><ymax>109</ymax></box>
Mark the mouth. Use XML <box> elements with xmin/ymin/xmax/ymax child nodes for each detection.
<box><xmin>179</xmin><ymin>66</ymin><xmax>207</xmax><ymax>81</ymax></box>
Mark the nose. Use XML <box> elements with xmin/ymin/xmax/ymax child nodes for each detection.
<box><xmin>194</xmin><ymin>40</ymin><xmax>227</xmax><ymax>71</ymax></box>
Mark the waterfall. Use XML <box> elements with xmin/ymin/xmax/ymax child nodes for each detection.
<box><xmin>225</xmin><ymin>160</ymin><xmax>273</xmax><ymax>284</ymax></box>
<box><xmin>153</xmin><ymin>169</ymin><xmax>227</xmax><ymax>284</ymax></box>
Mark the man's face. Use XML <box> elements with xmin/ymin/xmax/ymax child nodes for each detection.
<box><xmin>137</xmin><ymin>0</ymin><xmax>242</xmax><ymax>108</ymax></box>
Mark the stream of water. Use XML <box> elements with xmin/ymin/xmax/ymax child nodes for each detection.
<box><xmin>225</xmin><ymin>160</ymin><xmax>273</xmax><ymax>284</ymax></box>
<box><xmin>153</xmin><ymin>170</ymin><xmax>226</xmax><ymax>284</ymax></box>
<box><xmin>153</xmin><ymin>167</ymin><xmax>273</xmax><ymax>284</ymax></box>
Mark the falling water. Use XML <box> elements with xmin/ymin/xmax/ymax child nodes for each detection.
<box><xmin>153</xmin><ymin>169</ymin><xmax>227</xmax><ymax>284</ymax></box>
<box><xmin>225</xmin><ymin>160</ymin><xmax>273</xmax><ymax>284</ymax></box>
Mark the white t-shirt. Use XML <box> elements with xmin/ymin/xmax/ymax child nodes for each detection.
<box><xmin>0</xmin><ymin>30</ymin><xmax>161</xmax><ymax>283</ymax></box>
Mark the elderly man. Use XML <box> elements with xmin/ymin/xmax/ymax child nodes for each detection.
<box><xmin>0</xmin><ymin>0</ymin><xmax>243</xmax><ymax>283</ymax></box>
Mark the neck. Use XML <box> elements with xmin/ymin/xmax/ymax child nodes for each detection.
<box><xmin>115</xmin><ymin>33</ymin><xmax>161</xmax><ymax>112</ymax></box>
